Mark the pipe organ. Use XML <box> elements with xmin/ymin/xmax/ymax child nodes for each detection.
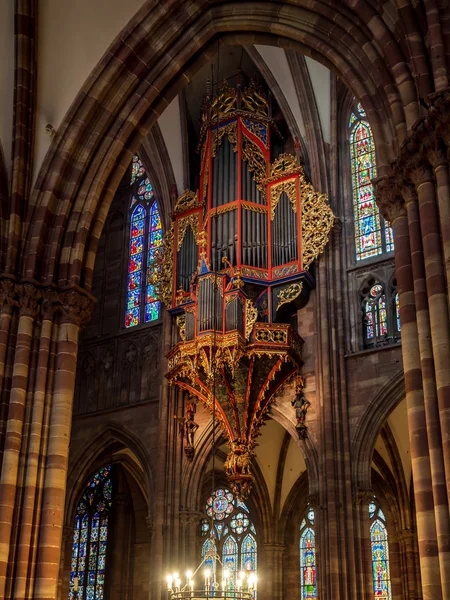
<box><xmin>160</xmin><ymin>80</ymin><xmax>334</xmax><ymax>497</ymax></box>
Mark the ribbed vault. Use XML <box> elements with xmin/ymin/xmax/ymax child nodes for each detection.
<box><xmin>19</xmin><ymin>0</ymin><xmax>434</xmax><ymax>290</ymax></box>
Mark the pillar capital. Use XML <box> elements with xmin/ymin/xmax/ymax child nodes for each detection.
<box><xmin>353</xmin><ymin>487</ymin><xmax>374</xmax><ymax>506</ymax></box>
<box><xmin>58</xmin><ymin>287</ymin><xmax>95</xmax><ymax>327</ymax></box>
<box><xmin>17</xmin><ymin>282</ymin><xmax>42</xmax><ymax>318</ymax></box>
<box><xmin>0</xmin><ymin>277</ymin><xmax>18</xmax><ymax>315</ymax></box>
<box><xmin>373</xmin><ymin>175</ymin><xmax>406</xmax><ymax>224</ymax></box>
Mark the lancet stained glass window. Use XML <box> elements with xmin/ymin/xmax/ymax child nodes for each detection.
<box><xmin>369</xmin><ymin>499</ymin><xmax>392</xmax><ymax>600</ymax></box>
<box><xmin>69</xmin><ymin>465</ymin><xmax>114</xmax><ymax>600</ymax></box>
<box><xmin>126</xmin><ymin>155</ymin><xmax>163</xmax><ymax>327</ymax></box>
<box><xmin>300</xmin><ymin>507</ymin><xmax>316</xmax><ymax>600</ymax></box>
<box><xmin>349</xmin><ymin>104</ymin><xmax>394</xmax><ymax>260</ymax></box>
<box><xmin>363</xmin><ymin>283</ymin><xmax>388</xmax><ymax>341</ymax></box>
<box><xmin>201</xmin><ymin>488</ymin><xmax>257</xmax><ymax>590</ymax></box>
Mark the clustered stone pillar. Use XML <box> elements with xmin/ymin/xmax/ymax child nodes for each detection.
<box><xmin>375</xmin><ymin>88</ymin><xmax>450</xmax><ymax>600</ymax></box>
<box><xmin>0</xmin><ymin>282</ymin><xmax>93</xmax><ymax>600</ymax></box>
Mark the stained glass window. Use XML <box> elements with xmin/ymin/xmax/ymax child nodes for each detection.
<box><xmin>125</xmin><ymin>155</ymin><xmax>163</xmax><ymax>328</ymax></box>
<box><xmin>349</xmin><ymin>104</ymin><xmax>394</xmax><ymax>261</ymax></box>
<box><xmin>69</xmin><ymin>466</ymin><xmax>114</xmax><ymax>600</ymax></box>
<box><xmin>369</xmin><ymin>499</ymin><xmax>392</xmax><ymax>600</ymax></box>
<box><xmin>363</xmin><ymin>283</ymin><xmax>388</xmax><ymax>342</ymax></box>
<box><xmin>201</xmin><ymin>488</ymin><xmax>257</xmax><ymax>590</ymax></box>
<box><xmin>300</xmin><ymin>507</ymin><xmax>316</xmax><ymax>600</ymax></box>
<box><xmin>395</xmin><ymin>292</ymin><xmax>400</xmax><ymax>332</ymax></box>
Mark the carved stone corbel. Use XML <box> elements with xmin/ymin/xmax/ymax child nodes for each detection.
<box><xmin>59</xmin><ymin>288</ymin><xmax>95</xmax><ymax>327</ymax></box>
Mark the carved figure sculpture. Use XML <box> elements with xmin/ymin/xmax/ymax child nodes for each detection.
<box><xmin>292</xmin><ymin>377</ymin><xmax>311</xmax><ymax>439</ymax></box>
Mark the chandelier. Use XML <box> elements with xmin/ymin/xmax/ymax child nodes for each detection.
<box><xmin>166</xmin><ymin>565</ymin><xmax>257</xmax><ymax>600</ymax></box>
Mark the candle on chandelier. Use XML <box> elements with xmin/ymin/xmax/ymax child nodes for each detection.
<box><xmin>204</xmin><ymin>569</ymin><xmax>210</xmax><ymax>589</ymax></box>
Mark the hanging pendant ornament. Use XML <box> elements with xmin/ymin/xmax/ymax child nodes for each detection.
<box><xmin>162</xmin><ymin>77</ymin><xmax>333</xmax><ymax>498</ymax></box>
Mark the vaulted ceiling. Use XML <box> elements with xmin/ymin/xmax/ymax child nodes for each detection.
<box><xmin>0</xmin><ymin>0</ymin><xmax>332</xmax><ymax>195</ymax></box>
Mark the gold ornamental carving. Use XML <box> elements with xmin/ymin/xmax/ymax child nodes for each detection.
<box><xmin>270</xmin><ymin>178</ymin><xmax>297</xmax><ymax>220</ymax></box>
<box><xmin>176</xmin><ymin>315</ymin><xmax>186</xmax><ymax>341</ymax></box>
<box><xmin>209</xmin><ymin>82</ymin><xmax>237</xmax><ymax>119</ymax></box>
<box><xmin>299</xmin><ymin>171</ymin><xmax>335</xmax><ymax>270</ymax></box>
<box><xmin>173</xmin><ymin>190</ymin><xmax>202</xmax><ymax>215</ymax></box>
<box><xmin>159</xmin><ymin>226</ymin><xmax>174</xmax><ymax>307</ymax></box>
<box><xmin>211</xmin><ymin>122</ymin><xmax>238</xmax><ymax>157</ymax></box>
<box><xmin>276</xmin><ymin>282</ymin><xmax>304</xmax><ymax>311</ymax></box>
<box><xmin>241</xmin><ymin>202</ymin><xmax>267</xmax><ymax>214</ymax></box>
<box><xmin>270</xmin><ymin>153</ymin><xmax>300</xmax><ymax>177</ymax></box>
<box><xmin>177</xmin><ymin>214</ymin><xmax>201</xmax><ymax>250</ymax></box>
<box><xmin>245</xmin><ymin>299</ymin><xmax>258</xmax><ymax>340</ymax></box>
<box><xmin>210</xmin><ymin>203</ymin><xmax>238</xmax><ymax>217</ymax></box>
<box><xmin>241</xmin><ymin>81</ymin><xmax>269</xmax><ymax>116</ymax></box>
<box><xmin>242</xmin><ymin>137</ymin><xmax>266</xmax><ymax>190</ymax></box>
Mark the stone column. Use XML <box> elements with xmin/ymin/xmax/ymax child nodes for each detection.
<box><xmin>0</xmin><ymin>280</ymin><xmax>17</xmax><ymax>446</ymax></box>
<box><xmin>376</xmin><ymin>181</ymin><xmax>443</xmax><ymax>600</ymax></box>
<box><xmin>179</xmin><ymin>510</ymin><xmax>201</xmax><ymax>572</ymax></box>
<box><xmin>33</xmin><ymin>289</ymin><xmax>93</xmax><ymax>600</ymax></box>
<box><xmin>0</xmin><ymin>284</ymin><xmax>41</xmax><ymax>598</ymax></box>
<box><xmin>428</xmin><ymin>139</ymin><xmax>450</xmax><ymax>300</ymax></box>
<box><xmin>398</xmin><ymin>529</ymin><xmax>419</xmax><ymax>599</ymax></box>
<box><xmin>264</xmin><ymin>543</ymin><xmax>285</xmax><ymax>600</ymax></box>
<box><xmin>410</xmin><ymin>164</ymin><xmax>450</xmax><ymax>503</ymax></box>
<box><xmin>403</xmin><ymin>183</ymin><xmax>450</xmax><ymax>596</ymax></box>
<box><xmin>10</xmin><ymin>291</ymin><xmax>58</xmax><ymax>600</ymax></box>
<box><xmin>353</xmin><ymin>489</ymin><xmax>374</xmax><ymax>600</ymax></box>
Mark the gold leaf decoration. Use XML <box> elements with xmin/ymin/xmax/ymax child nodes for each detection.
<box><xmin>158</xmin><ymin>225</ymin><xmax>174</xmax><ymax>307</ymax></box>
<box><xmin>300</xmin><ymin>171</ymin><xmax>335</xmax><ymax>269</ymax></box>
<box><xmin>177</xmin><ymin>214</ymin><xmax>200</xmax><ymax>250</ymax></box>
<box><xmin>242</xmin><ymin>137</ymin><xmax>266</xmax><ymax>191</ymax></box>
<box><xmin>270</xmin><ymin>153</ymin><xmax>299</xmax><ymax>177</ymax></box>
<box><xmin>276</xmin><ymin>282</ymin><xmax>303</xmax><ymax>311</ymax></box>
<box><xmin>242</xmin><ymin>81</ymin><xmax>269</xmax><ymax>116</ymax></box>
<box><xmin>245</xmin><ymin>299</ymin><xmax>258</xmax><ymax>340</ymax></box>
<box><xmin>211</xmin><ymin>122</ymin><xmax>238</xmax><ymax>157</ymax></box>
<box><xmin>173</xmin><ymin>190</ymin><xmax>202</xmax><ymax>215</ymax></box>
<box><xmin>270</xmin><ymin>178</ymin><xmax>297</xmax><ymax>220</ymax></box>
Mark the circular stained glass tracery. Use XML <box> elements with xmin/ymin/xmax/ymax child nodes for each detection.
<box><xmin>206</xmin><ymin>489</ymin><xmax>235</xmax><ymax>521</ymax></box>
<box><xmin>230</xmin><ymin>512</ymin><xmax>249</xmax><ymax>534</ymax></box>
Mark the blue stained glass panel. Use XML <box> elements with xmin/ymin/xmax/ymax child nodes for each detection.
<box><xmin>125</xmin><ymin>307</ymin><xmax>140</xmax><ymax>328</ymax></box>
<box><xmin>371</xmin><ymin>519</ymin><xmax>392</xmax><ymax>600</ymax></box>
<box><xmin>69</xmin><ymin>466</ymin><xmax>113</xmax><ymax>600</ymax></box>
<box><xmin>131</xmin><ymin>219</ymin><xmax>144</xmax><ymax>238</ymax></box>
<box><xmin>350</xmin><ymin>115</ymin><xmax>393</xmax><ymax>259</ymax></box>
<box><xmin>395</xmin><ymin>293</ymin><xmax>401</xmax><ymax>331</ymax></box>
<box><xmin>130</xmin><ymin>235</ymin><xmax>144</xmax><ymax>256</ymax></box>
<box><xmin>127</xmin><ymin>289</ymin><xmax>140</xmax><ymax>309</ymax></box>
<box><xmin>128</xmin><ymin>272</ymin><xmax>141</xmax><ymax>291</ymax></box>
<box><xmin>300</xmin><ymin>527</ymin><xmax>316</xmax><ymax>599</ymax></box>
<box><xmin>145</xmin><ymin>301</ymin><xmax>160</xmax><ymax>322</ymax></box>
<box><xmin>131</xmin><ymin>155</ymin><xmax>146</xmax><ymax>184</ymax></box>
<box><xmin>385</xmin><ymin>225</ymin><xmax>394</xmax><ymax>253</ymax></box>
<box><xmin>138</xmin><ymin>178</ymin><xmax>154</xmax><ymax>200</ymax></box>
<box><xmin>150</xmin><ymin>229</ymin><xmax>163</xmax><ymax>247</ymax></box>
<box><xmin>241</xmin><ymin>534</ymin><xmax>257</xmax><ymax>572</ymax></box>
<box><xmin>128</xmin><ymin>255</ymin><xmax>142</xmax><ymax>274</ymax></box>
<box><xmin>146</xmin><ymin>285</ymin><xmax>157</xmax><ymax>303</ymax></box>
<box><xmin>223</xmin><ymin>536</ymin><xmax>238</xmax><ymax>584</ymax></box>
